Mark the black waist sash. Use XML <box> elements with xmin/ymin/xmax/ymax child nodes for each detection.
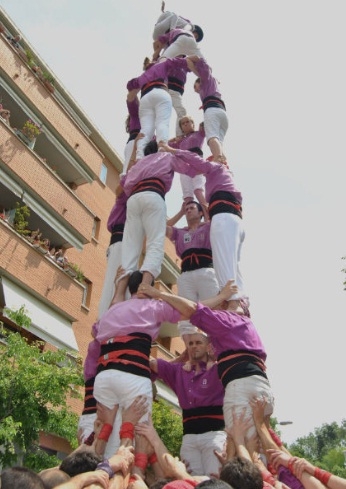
<box><xmin>109</xmin><ymin>223</ymin><xmax>124</xmax><ymax>246</ymax></box>
<box><xmin>209</xmin><ymin>191</ymin><xmax>242</xmax><ymax>219</ymax></box>
<box><xmin>97</xmin><ymin>332</ymin><xmax>152</xmax><ymax>379</ymax></box>
<box><xmin>141</xmin><ymin>79</ymin><xmax>167</xmax><ymax>97</ymax></box>
<box><xmin>181</xmin><ymin>248</ymin><xmax>213</xmax><ymax>272</ymax></box>
<box><xmin>168</xmin><ymin>76</ymin><xmax>185</xmax><ymax>94</ymax></box>
<box><xmin>131</xmin><ymin>178</ymin><xmax>166</xmax><ymax>199</ymax></box>
<box><xmin>127</xmin><ymin>129</ymin><xmax>140</xmax><ymax>143</ymax></box>
<box><xmin>182</xmin><ymin>405</ymin><xmax>224</xmax><ymax>434</ymax></box>
<box><xmin>82</xmin><ymin>376</ymin><xmax>97</xmax><ymax>415</ymax></box>
<box><xmin>217</xmin><ymin>350</ymin><xmax>267</xmax><ymax>388</ymax></box>
<box><xmin>202</xmin><ymin>95</ymin><xmax>226</xmax><ymax>111</ymax></box>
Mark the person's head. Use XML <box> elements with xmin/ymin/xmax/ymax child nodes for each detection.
<box><xmin>192</xmin><ymin>25</ymin><xmax>204</xmax><ymax>42</ymax></box>
<box><xmin>195</xmin><ymin>478</ymin><xmax>232</xmax><ymax>489</ymax></box>
<box><xmin>128</xmin><ymin>271</ymin><xmax>154</xmax><ymax>295</ymax></box>
<box><xmin>59</xmin><ymin>449</ymin><xmax>102</xmax><ymax>477</ymax></box>
<box><xmin>193</xmin><ymin>77</ymin><xmax>201</xmax><ymax>93</ymax></box>
<box><xmin>184</xmin><ymin>332</ymin><xmax>210</xmax><ymax>363</ymax></box>
<box><xmin>184</xmin><ymin>200</ymin><xmax>203</xmax><ymax>224</ymax></box>
<box><xmin>144</xmin><ymin>139</ymin><xmax>158</xmax><ymax>155</ymax></box>
<box><xmin>1</xmin><ymin>466</ymin><xmax>45</xmax><ymax>489</ymax></box>
<box><xmin>39</xmin><ymin>467</ymin><xmax>70</xmax><ymax>489</ymax></box>
<box><xmin>150</xmin><ymin>478</ymin><xmax>174</xmax><ymax>489</ymax></box>
<box><xmin>179</xmin><ymin>116</ymin><xmax>195</xmax><ymax>135</ymax></box>
<box><xmin>220</xmin><ymin>457</ymin><xmax>263</xmax><ymax>489</ymax></box>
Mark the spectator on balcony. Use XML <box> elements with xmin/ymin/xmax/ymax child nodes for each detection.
<box><xmin>6</xmin><ymin>33</ymin><xmax>21</xmax><ymax>49</ymax></box>
<box><xmin>0</xmin><ymin>105</ymin><xmax>11</xmax><ymax>126</ymax></box>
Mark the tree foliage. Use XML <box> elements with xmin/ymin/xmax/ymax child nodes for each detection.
<box><xmin>152</xmin><ymin>397</ymin><xmax>183</xmax><ymax>457</ymax></box>
<box><xmin>289</xmin><ymin>420</ymin><xmax>346</xmax><ymax>476</ymax></box>
<box><xmin>0</xmin><ymin>329</ymin><xmax>84</xmax><ymax>469</ymax></box>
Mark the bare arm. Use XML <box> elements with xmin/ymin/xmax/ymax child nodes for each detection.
<box><xmin>201</xmin><ymin>280</ymin><xmax>237</xmax><ymax>309</ymax></box>
<box><xmin>137</xmin><ymin>284</ymin><xmax>197</xmax><ymax>319</ymax></box>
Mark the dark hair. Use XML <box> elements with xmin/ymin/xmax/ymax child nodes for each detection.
<box><xmin>128</xmin><ymin>271</ymin><xmax>154</xmax><ymax>295</ymax></box>
<box><xmin>192</xmin><ymin>25</ymin><xmax>204</xmax><ymax>42</ymax></box>
<box><xmin>59</xmin><ymin>450</ymin><xmax>102</xmax><ymax>477</ymax></box>
<box><xmin>185</xmin><ymin>200</ymin><xmax>203</xmax><ymax>214</ymax></box>
<box><xmin>39</xmin><ymin>468</ymin><xmax>70</xmax><ymax>489</ymax></box>
<box><xmin>220</xmin><ymin>457</ymin><xmax>263</xmax><ymax>489</ymax></box>
<box><xmin>195</xmin><ymin>478</ymin><xmax>232</xmax><ymax>489</ymax></box>
<box><xmin>188</xmin><ymin>146</ymin><xmax>203</xmax><ymax>157</ymax></box>
<box><xmin>144</xmin><ymin>140</ymin><xmax>158</xmax><ymax>155</ymax></box>
<box><xmin>1</xmin><ymin>466</ymin><xmax>45</xmax><ymax>489</ymax></box>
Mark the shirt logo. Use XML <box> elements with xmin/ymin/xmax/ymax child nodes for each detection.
<box><xmin>184</xmin><ymin>233</ymin><xmax>191</xmax><ymax>243</ymax></box>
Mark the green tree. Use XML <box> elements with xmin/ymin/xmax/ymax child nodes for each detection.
<box><xmin>152</xmin><ymin>397</ymin><xmax>183</xmax><ymax>457</ymax></box>
<box><xmin>0</xmin><ymin>329</ymin><xmax>84</xmax><ymax>470</ymax></box>
<box><xmin>289</xmin><ymin>420</ymin><xmax>346</xmax><ymax>476</ymax></box>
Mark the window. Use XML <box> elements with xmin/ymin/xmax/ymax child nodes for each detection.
<box><xmin>99</xmin><ymin>163</ymin><xmax>108</xmax><ymax>185</ymax></box>
<box><xmin>82</xmin><ymin>278</ymin><xmax>92</xmax><ymax>309</ymax></box>
<box><xmin>92</xmin><ymin>217</ymin><xmax>101</xmax><ymax>240</ymax></box>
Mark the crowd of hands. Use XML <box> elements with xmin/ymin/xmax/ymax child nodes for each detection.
<box><xmin>45</xmin><ymin>394</ymin><xmax>345</xmax><ymax>489</ymax></box>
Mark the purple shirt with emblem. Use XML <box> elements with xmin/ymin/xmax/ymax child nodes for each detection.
<box><xmin>171</xmin><ymin>222</ymin><xmax>211</xmax><ymax>258</ymax></box>
<box><xmin>156</xmin><ymin>359</ymin><xmax>224</xmax><ymax>410</ymax></box>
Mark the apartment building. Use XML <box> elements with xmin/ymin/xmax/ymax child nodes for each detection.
<box><xmin>0</xmin><ymin>8</ymin><xmax>184</xmax><ymax>455</ymax></box>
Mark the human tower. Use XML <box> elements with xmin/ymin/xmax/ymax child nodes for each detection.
<box><xmin>77</xmin><ymin>2</ymin><xmax>274</xmax><ymax>478</ymax></box>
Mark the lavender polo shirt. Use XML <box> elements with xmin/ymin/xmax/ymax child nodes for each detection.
<box><xmin>156</xmin><ymin>359</ymin><xmax>224</xmax><ymax>410</ymax></box>
<box><xmin>94</xmin><ymin>297</ymin><xmax>181</xmax><ymax>343</ymax></box>
<box><xmin>190</xmin><ymin>303</ymin><xmax>267</xmax><ymax>360</ymax></box>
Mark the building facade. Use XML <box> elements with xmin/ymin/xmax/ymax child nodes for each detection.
<box><xmin>0</xmin><ymin>8</ymin><xmax>183</xmax><ymax>455</ymax></box>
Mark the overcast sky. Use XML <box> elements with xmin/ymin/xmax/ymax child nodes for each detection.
<box><xmin>1</xmin><ymin>0</ymin><xmax>346</xmax><ymax>445</ymax></box>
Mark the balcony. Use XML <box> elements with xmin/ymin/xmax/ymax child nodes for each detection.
<box><xmin>0</xmin><ymin>33</ymin><xmax>104</xmax><ymax>180</ymax></box>
<box><xmin>0</xmin><ymin>120</ymin><xmax>96</xmax><ymax>247</ymax></box>
<box><xmin>0</xmin><ymin>218</ymin><xmax>85</xmax><ymax>321</ymax></box>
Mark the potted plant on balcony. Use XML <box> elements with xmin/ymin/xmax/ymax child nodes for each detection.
<box><xmin>16</xmin><ymin>119</ymin><xmax>42</xmax><ymax>150</ymax></box>
<box><xmin>13</xmin><ymin>202</ymin><xmax>31</xmax><ymax>237</ymax></box>
<box><xmin>25</xmin><ymin>49</ymin><xmax>40</xmax><ymax>73</ymax></box>
<box><xmin>67</xmin><ymin>262</ymin><xmax>85</xmax><ymax>283</ymax></box>
<box><xmin>42</xmin><ymin>71</ymin><xmax>55</xmax><ymax>94</ymax></box>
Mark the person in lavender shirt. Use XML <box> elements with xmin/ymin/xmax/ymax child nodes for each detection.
<box><xmin>112</xmin><ymin>140</ymin><xmax>206</xmax><ymax>304</ymax></box>
<box><xmin>97</xmin><ymin>178</ymin><xmax>128</xmax><ymax>318</ymax></box>
<box><xmin>168</xmin><ymin>115</ymin><xmax>208</xmax><ymax>215</ymax></box>
<box><xmin>159</xmin><ymin>142</ymin><xmax>249</xmax><ymax>309</ymax></box>
<box><xmin>137</xmin><ymin>280</ymin><xmax>274</xmax><ymax>440</ymax></box>
<box><xmin>126</xmin><ymin>56</ymin><xmax>189</xmax><ymax>160</ymax></box>
<box><xmin>153</xmin><ymin>25</ymin><xmax>204</xmax><ymax>62</ymax></box>
<box><xmin>150</xmin><ymin>332</ymin><xmax>226</xmax><ymax>476</ymax></box>
<box><xmin>187</xmin><ymin>56</ymin><xmax>229</xmax><ymax>165</ymax></box>
<box><xmin>152</xmin><ymin>1</ymin><xmax>195</xmax><ymax>41</ymax></box>
<box><xmin>93</xmin><ymin>270</ymin><xmax>182</xmax><ymax>458</ymax></box>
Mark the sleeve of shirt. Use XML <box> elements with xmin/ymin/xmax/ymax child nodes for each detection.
<box><xmin>156</xmin><ymin>300</ymin><xmax>181</xmax><ymax>324</ymax></box>
<box><xmin>171</xmin><ymin>227</ymin><xmax>178</xmax><ymax>242</ymax></box>
<box><xmin>127</xmin><ymin>78</ymin><xmax>140</xmax><ymax>91</ymax></box>
<box><xmin>172</xmin><ymin>149</ymin><xmax>213</xmax><ymax>176</ymax></box>
<box><xmin>156</xmin><ymin>359</ymin><xmax>178</xmax><ymax>390</ymax></box>
<box><xmin>277</xmin><ymin>467</ymin><xmax>305</xmax><ymax>489</ymax></box>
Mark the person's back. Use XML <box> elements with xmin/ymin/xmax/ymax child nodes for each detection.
<box><xmin>1</xmin><ymin>466</ymin><xmax>45</xmax><ymax>489</ymax></box>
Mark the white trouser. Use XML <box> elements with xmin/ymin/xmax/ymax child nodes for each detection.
<box><xmin>169</xmin><ymin>89</ymin><xmax>187</xmax><ymax>136</ymax></box>
<box><xmin>223</xmin><ymin>375</ymin><xmax>274</xmax><ymax>437</ymax></box>
<box><xmin>98</xmin><ymin>241</ymin><xmax>122</xmax><ymax>318</ymax></box>
<box><xmin>152</xmin><ymin>12</ymin><xmax>190</xmax><ymax>40</ymax></box>
<box><xmin>122</xmin><ymin>192</ymin><xmax>166</xmax><ymax>279</ymax></box>
<box><xmin>179</xmin><ymin>174</ymin><xmax>205</xmax><ymax>200</ymax></box>
<box><xmin>123</xmin><ymin>140</ymin><xmax>135</xmax><ymax>175</ymax></box>
<box><xmin>160</xmin><ymin>36</ymin><xmax>204</xmax><ymax>60</ymax></box>
<box><xmin>180</xmin><ymin>430</ymin><xmax>227</xmax><ymax>477</ymax></box>
<box><xmin>204</xmin><ymin>107</ymin><xmax>229</xmax><ymax>144</ymax></box>
<box><xmin>77</xmin><ymin>413</ymin><xmax>97</xmax><ymax>444</ymax></box>
<box><xmin>136</xmin><ymin>89</ymin><xmax>172</xmax><ymax>159</ymax></box>
<box><xmin>94</xmin><ymin>370</ymin><xmax>153</xmax><ymax>458</ymax></box>
<box><xmin>210</xmin><ymin>212</ymin><xmax>247</xmax><ymax>300</ymax></box>
<box><xmin>177</xmin><ymin>267</ymin><xmax>220</xmax><ymax>336</ymax></box>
